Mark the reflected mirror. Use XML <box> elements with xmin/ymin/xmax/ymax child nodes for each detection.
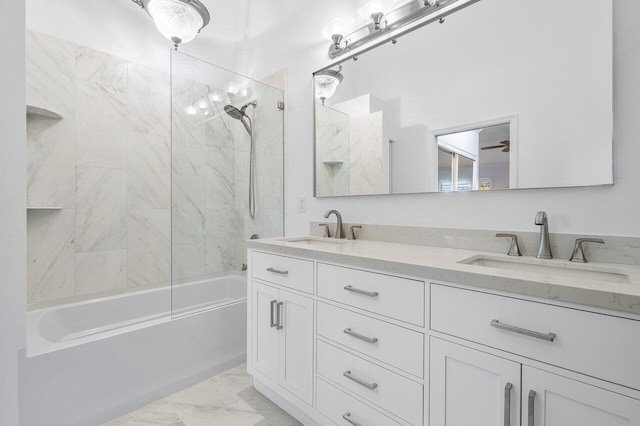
<box><xmin>314</xmin><ymin>0</ymin><xmax>613</xmax><ymax>197</ymax></box>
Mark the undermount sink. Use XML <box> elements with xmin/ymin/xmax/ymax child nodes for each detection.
<box><xmin>459</xmin><ymin>254</ymin><xmax>632</xmax><ymax>284</ymax></box>
<box><xmin>282</xmin><ymin>237</ymin><xmax>352</xmax><ymax>247</ymax></box>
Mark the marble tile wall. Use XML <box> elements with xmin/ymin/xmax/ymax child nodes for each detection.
<box><xmin>27</xmin><ymin>35</ymin><xmax>284</xmax><ymax>305</ymax></box>
<box><xmin>26</xmin><ymin>31</ymin><xmax>171</xmax><ymax>305</ymax></box>
<box><xmin>315</xmin><ymin>105</ymin><xmax>350</xmax><ymax>197</ymax></box>
<box><xmin>170</xmin><ymin>59</ymin><xmax>284</xmax><ymax>283</ymax></box>
<box><xmin>349</xmin><ymin>111</ymin><xmax>384</xmax><ymax>195</ymax></box>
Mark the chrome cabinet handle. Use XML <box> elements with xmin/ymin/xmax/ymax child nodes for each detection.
<box><xmin>342</xmin><ymin>412</ymin><xmax>363</xmax><ymax>426</ymax></box>
<box><xmin>270</xmin><ymin>300</ymin><xmax>278</xmax><ymax>328</ymax></box>
<box><xmin>343</xmin><ymin>328</ymin><xmax>378</xmax><ymax>344</ymax></box>
<box><xmin>266</xmin><ymin>267</ymin><xmax>288</xmax><ymax>275</ymax></box>
<box><xmin>276</xmin><ymin>301</ymin><xmax>284</xmax><ymax>330</ymax></box>
<box><xmin>343</xmin><ymin>370</ymin><xmax>377</xmax><ymax>390</ymax></box>
<box><xmin>490</xmin><ymin>320</ymin><xmax>556</xmax><ymax>342</ymax></box>
<box><xmin>504</xmin><ymin>382</ymin><xmax>513</xmax><ymax>426</ymax></box>
<box><xmin>528</xmin><ymin>390</ymin><xmax>536</xmax><ymax>426</ymax></box>
<box><xmin>344</xmin><ymin>285</ymin><xmax>378</xmax><ymax>298</ymax></box>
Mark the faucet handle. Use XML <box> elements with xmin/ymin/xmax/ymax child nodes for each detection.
<box><xmin>318</xmin><ymin>223</ymin><xmax>332</xmax><ymax>238</ymax></box>
<box><xmin>496</xmin><ymin>233</ymin><xmax>523</xmax><ymax>257</ymax></box>
<box><xmin>348</xmin><ymin>225</ymin><xmax>362</xmax><ymax>240</ymax></box>
<box><xmin>570</xmin><ymin>238</ymin><xmax>605</xmax><ymax>263</ymax></box>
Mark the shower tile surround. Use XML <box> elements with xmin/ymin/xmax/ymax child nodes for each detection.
<box><xmin>170</xmin><ymin>56</ymin><xmax>284</xmax><ymax>285</ymax></box>
<box><xmin>26</xmin><ymin>31</ymin><xmax>284</xmax><ymax>306</ymax></box>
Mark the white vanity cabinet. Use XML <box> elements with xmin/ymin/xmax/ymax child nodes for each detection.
<box><xmin>430</xmin><ymin>338</ymin><xmax>640</xmax><ymax>426</ymax></box>
<box><xmin>247</xmin><ymin>245</ymin><xmax>640</xmax><ymax>426</ymax></box>
<box><xmin>430</xmin><ymin>338</ymin><xmax>521</xmax><ymax>426</ymax></box>
<box><xmin>250</xmin><ymin>255</ymin><xmax>314</xmax><ymax>406</ymax></box>
<box><xmin>430</xmin><ymin>284</ymin><xmax>640</xmax><ymax>426</ymax></box>
<box><xmin>522</xmin><ymin>367</ymin><xmax>640</xmax><ymax>426</ymax></box>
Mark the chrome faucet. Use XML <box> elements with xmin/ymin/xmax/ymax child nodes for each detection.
<box><xmin>324</xmin><ymin>209</ymin><xmax>345</xmax><ymax>239</ymax></box>
<box><xmin>534</xmin><ymin>211</ymin><xmax>553</xmax><ymax>259</ymax></box>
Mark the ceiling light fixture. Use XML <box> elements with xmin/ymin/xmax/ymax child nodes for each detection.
<box><xmin>131</xmin><ymin>0</ymin><xmax>210</xmax><ymax>50</ymax></box>
<box><xmin>314</xmin><ymin>65</ymin><xmax>344</xmax><ymax>106</ymax></box>
<box><xmin>325</xmin><ymin>0</ymin><xmax>470</xmax><ymax>59</ymax></box>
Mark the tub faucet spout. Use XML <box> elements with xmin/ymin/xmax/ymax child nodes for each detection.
<box><xmin>535</xmin><ymin>211</ymin><xmax>553</xmax><ymax>259</ymax></box>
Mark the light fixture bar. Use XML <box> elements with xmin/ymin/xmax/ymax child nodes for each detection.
<box><xmin>328</xmin><ymin>0</ymin><xmax>480</xmax><ymax>59</ymax></box>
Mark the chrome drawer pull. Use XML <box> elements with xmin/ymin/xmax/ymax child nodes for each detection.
<box><xmin>266</xmin><ymin>267</ymin><xmax>288</xmax><ymax>275</ymax></box>
<box><xmin>343</xmin><ymin>328</ymin><xmax>378</xmax><ymax>344</ymax></box>
<box><xmin>504</xmin><ymin>382</ymin><xmax>513</xmax><ymax>426</ymax></box>
<box><xmin>342</xmin><ymin>412</ymin><xmax>363</xmax><ymax>426</ymax></box>
<box><xmin>276</xmin><ymin>301</ymin><xmax>284</xmax><ymax>330</ymax></box>
<box><xmin>270</xmin><ymin>300</ymin><xmax>278</xmax><ymax>328</ymax></box>
<box><xmin>490</xmin><ymin>320</ymin><xmax>556</xmax><ymax>342</ymax></box>
<box><xmin>343</xmin><ymin>370</ymin><xmax>378</xmax><ymax>390</ymax></box>
<box><xmin>528</xmin><ymin>390</ymin><xmax>536</xmax><ymax>426</ymax></box>
<box><xmin>344</xmin><ymin>285</ymin><xmax>378</xmax><ymax>298</ymax></box>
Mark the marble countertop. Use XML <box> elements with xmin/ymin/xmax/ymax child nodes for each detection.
<box><xmin>247</xmin><ymin>237</ymin><xmax>640</xmax><ymax>317</ymax></box>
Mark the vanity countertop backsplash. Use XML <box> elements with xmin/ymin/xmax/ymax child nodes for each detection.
<box><xmin>247</xmin><ymin>223</ymin><xmax>640</xmax><ymax>316</ymax></box>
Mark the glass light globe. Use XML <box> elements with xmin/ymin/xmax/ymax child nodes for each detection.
<box><xmin>224</xmin><ymin>82</ymin><xmax>240</xmax><ymax>95</ymax></box>
<box><xmin>208</xmin><ymin>91</ymin><xmax>223</xmax><ymax>103</ymax></box>
<box><xmin>315</xmin><ymin>74</ymin><xmax>342</xmax><ymax>103</ymax></box>
<box><xmin>357</xmin><ymin>0</ymin><xmax>395</xmax><ymax>19</ymax></box>
<box><xmin>146</xmin><ymin>0</ymin><xmax>204</xmax><ymax>46</ymax></box>
<box><xmin>185</xmin><ymin>105</ymin><xmax>198</xmax><ymax>115</ymax></box>
<box><xmin>321</xmin><ymin>17</ymin><xmax>356</xmax><ymax>42</ymax></box>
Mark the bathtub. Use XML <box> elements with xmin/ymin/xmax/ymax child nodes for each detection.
<box><xmin>21</xmin><ymin>273</ymin><xmax>248</xmax><ymax>426</ymax></box>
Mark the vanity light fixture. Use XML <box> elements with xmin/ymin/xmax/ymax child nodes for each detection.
<box><xmin>357</xmin><ymin>0</ymin><xmax>395</xmax><ymax>31</ymax></box>
<box><xmin>314</xmin><ymin>65</ymin><xmax>344</xmax><ymax>105</ymax></box>
<box><xmin>325</xmin><ymin>0</ymin><xmax>468</xmax><ymax>58</ymax></box>
<box><xmin>322</xmin><ymin>17</ymin><xmax>356</xmax><ymax>51</ymax></box>
<box><xmin>130</xmin><ymin>0</ymin><xmax>211</xmax><ymax>50</ymax></box>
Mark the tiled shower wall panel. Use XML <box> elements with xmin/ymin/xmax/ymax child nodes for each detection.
<box><xmin>171</xmin><ymin>63</ymin><xmax>284</xmax><ymax>282</ymax></box>
<box><xmin>26</xmin><ymin>31</ymin><xmax>171</xmax><ymax>305</ymax></box>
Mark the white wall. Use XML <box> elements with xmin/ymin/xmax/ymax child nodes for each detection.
<box><xmin>238</xmin><ymin>0</ymin><xmax>640</xmax><ymax>238</ymax></box>
<box><xmin>0</xmin><ymin>2</ymin><xmax>26</xmax><ymax>424</ymax></box>
<box><xmin>26</xmin><ymin>0</ymin><xmax>241</xmax><ymax>73</ymax></box>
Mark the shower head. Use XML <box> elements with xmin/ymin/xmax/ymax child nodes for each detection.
<box><xmin>224</xmin><ymin>102</ymin><xmax>257</xmax><ymax>137</ymax></box>
<box><xmin>224</xmin><ymin>101</ymin><xmax>257</xmax><ymax>120</ymax></box>
<box><xmin>224</xmin><ymin>104</ymin><xmax>245</xmax><ymax>120</ymax></box>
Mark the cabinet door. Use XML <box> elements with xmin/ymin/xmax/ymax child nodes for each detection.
<box><xmin>522</xmin><ymin>366</ymin><xmax>640</xmax><ymax>426</ymax></box>
<box><xmin>278</xmin><ymin>289</ymin><xmax>314</xmax><ymax>405</ymax></box>
<box><xmin>430</xmin><ymin>338</ymin><xmax>521</xmax><ymax>426</ymax></box>
<box><xmin>252</xmin><ymin>282</ymin><xmax>280</xmax><ymax>382</ymax></box>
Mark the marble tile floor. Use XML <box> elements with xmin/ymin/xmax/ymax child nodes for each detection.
<box><xmin>102</xmin><ymin>363</ymin><xmax>301</xmax><ymax>426</ymax></box>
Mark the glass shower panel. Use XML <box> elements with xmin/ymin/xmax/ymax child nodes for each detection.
<box><xmin>171</xmin><ymin>52</ymin><xmax>284</xmax><ymax>318</ymax></box>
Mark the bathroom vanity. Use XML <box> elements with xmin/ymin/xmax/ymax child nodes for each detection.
<box><xmin>247</xmin><ymin>237</ymin><xmax>640</xmax><ymax>425</ymax></box>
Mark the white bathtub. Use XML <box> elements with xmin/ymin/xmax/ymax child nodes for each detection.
<box><xmin>22</xmin><ymin>273</ymin><xmax>248</xmax><ymax>426</ymax></box>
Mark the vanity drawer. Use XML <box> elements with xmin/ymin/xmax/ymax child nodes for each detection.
<box><xmin>431</xmin><ymin>284</ymin><xmax>640</xmax><ymax>390</ymax></box>
<box><xmin>252</xmin><ymin>251</ymin><xmax>314</xmax><ymax>294</ymax></box>
<box><xmin>317</xmin><ymin>302</ymin><xmax>424</xmax><ymax>378</ymax></box>
<box><xmin>317</xmin><ymin>340</ymin><xmax>423</xmax><ymax>425</ymax></box>
<box><xmin>317</xmin><ymin>263</ymin><xmax>425</xmax><ymax>326</ymax></box>
<box><xmin>317</xmin><ymin>377</ymin><xmax>402</xmax><ymax>426</ymax></box>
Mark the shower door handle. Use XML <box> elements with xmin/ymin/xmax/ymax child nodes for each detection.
<box><xmin>276</xmin><ymin>302</ymin><xmax>284</xmax><ymax>330</ymax></box>
<box><xmin>269</xmin><ymin>300</ymin><xmax>278</xmax><ymax>328</ymax></box>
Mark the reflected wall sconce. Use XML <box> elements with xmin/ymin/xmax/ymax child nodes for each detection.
<box><xmin>314</xmin><ymin>65</ymin><xmax>344</xmax><ymax>105</ymax></box>
<box><xmin>131</xmin><ymin>0</ymin><xmax>211</xmax><ymax>50</ymax></box>
<box><xmin>324</xmin><ymin>0</ymin><xmax>473</xmax><ymax>59</ymax></box>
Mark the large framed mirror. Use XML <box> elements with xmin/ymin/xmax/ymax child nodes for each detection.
<box><xmin>313</xmin><ymin>0</ymin><xmax>613</xmax><ymax>197</ymax></box>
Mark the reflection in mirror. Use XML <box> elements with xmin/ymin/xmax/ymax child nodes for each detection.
<box><xmin>313</xmin><ymin>0</ymin><xmax>613</xmax><ymax>197</ymax></box>
<box><xmin>437</xmin><ymin>123</ymin><xmax>511</xmax><ymax>192</ymax></box>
